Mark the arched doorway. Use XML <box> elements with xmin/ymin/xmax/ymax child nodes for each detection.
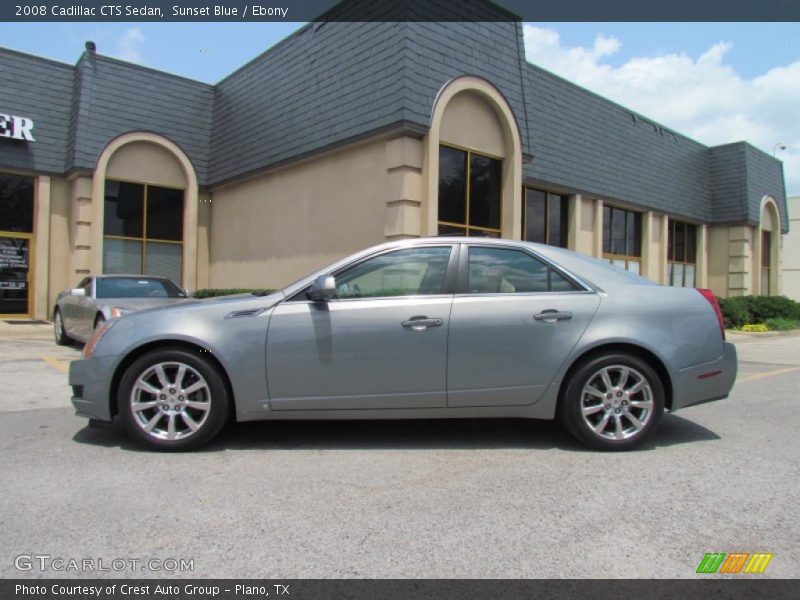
<box><xmin>92</xmin><ymin>133</ymin><xmax>199</xmax><ymax>289</ymax></box>
<box><xmin>425</xmin><ymin>77</ymin><xmax>523</xmax><ymax>239</ymax></box>
<box><xmin>757</xmin><ymin>196</ymin><xmax>781</xmax><ymax>295</ymax></box>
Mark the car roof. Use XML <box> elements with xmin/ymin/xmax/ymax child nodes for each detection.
<box><xmin>91</xmin><ymin>274</ymin><xmax>171</xmax><ymax>280</ymax></box>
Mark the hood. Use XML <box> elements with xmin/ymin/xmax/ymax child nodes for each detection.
<box><xmin>116</xmin><ymin>290</ymin><xmax>286</xmax><ymax>321</ymax></box>
<box><xmin>108</xmin><ymin>297</ymin><xmax>195</xmax><ymax>312</ymax></box>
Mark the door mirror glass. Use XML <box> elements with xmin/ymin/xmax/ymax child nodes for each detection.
<box><xmin>70</xmin><ymin>288</ymin><xmax>86</xmax><ymax>297</ymax></box>
<box><xmin>307</xmin><ymin>275</ymin><xmax>337</xmax><ymax>301</ymax></box>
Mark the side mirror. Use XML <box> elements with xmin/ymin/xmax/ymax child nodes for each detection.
<box><xmin>70</xmin><ymin>288</ymin><xmax>86</xmax><ymax>297</ymax></box>
<box><xmin>183</xmin><ymin>288</ymin><xmax>191</xmax><ymax>298</ymax></box>
<box><xmin>307</xmin><ymin>275</ymin><xmax>336</xmax><ymax>301</ymax></box>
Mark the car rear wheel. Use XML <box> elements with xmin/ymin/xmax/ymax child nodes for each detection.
<box><xmin>53</xmin><ymin>309</ymin><xmax>73</xmax><ymax>346</ymax></box>
<box><xmin>117</xmin><ymin>348</ymin><xmax>229</xmax><ymax>451</ymax></box>
<box><xmin>559</xmin><ymin>352</ymin><xmax>664</xmax><ymax>451</ymax></box>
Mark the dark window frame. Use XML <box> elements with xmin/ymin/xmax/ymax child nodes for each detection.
<box><xmin>602</xmin><ymin>205</ymin><xmax>642</xmax><ymax>274</ymax></box>
<box><xmin>437</xmin><ymin>143</ymin><xmax>503</xmax><ymax>238</ymax></box>
<box><xmin>102</xmin><ymin>179</ymin><xmax>185</xmax><ymax>283</ymax></box>
<box><xmin>522</xmin><ymin>186</ymin><xmax>569</xmax><ymax>248</ymax></box>
<box><xmin>761</xmin><ymin>230</ymin><xmax>772</xmax><ymax>295</ymax></box>
<box><xmin>667</xmin><ymin>218</ymin><xmax>698</xmax><ymax>287</ymax></box>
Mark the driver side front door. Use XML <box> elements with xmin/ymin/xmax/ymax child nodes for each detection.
<box><xmin>265</xmin><ymin>245</ymin><xmax>457</xmax><ymax>411</ymax></box>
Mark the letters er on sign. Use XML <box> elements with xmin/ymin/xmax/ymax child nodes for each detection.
<box><xmin>0</xmin><ymin>114</ymin><xmax>35</xmax><ymax>141</ymax></box>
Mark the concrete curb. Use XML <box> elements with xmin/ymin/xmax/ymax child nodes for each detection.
<box><xmin>0</xmin><ymin>320</ymin><xmax>54</xmax><ymax>340</ymax></box>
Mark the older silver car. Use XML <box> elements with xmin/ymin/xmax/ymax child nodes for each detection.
<box><xmin>54</xmin><ymin>275</ymin><xmax>191</xmax><ymax>345</ymax></box>
<box><xmin>69</xmin><ymin>238</ymin><xmax>736</xmax><ymax>451</ymax></box>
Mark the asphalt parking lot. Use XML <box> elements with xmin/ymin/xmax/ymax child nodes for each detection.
<box><xmin>0</xmin><ymin>323</ymin><xmax>798</xmax><ymax>578</ymax></box>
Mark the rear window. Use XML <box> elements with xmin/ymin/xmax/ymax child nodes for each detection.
<box><xmin>96</xmin><ymin>277</ymin><xmax>185</xmax><ymax>299</ymax></box>
<box><xmin>533</xmin><ymin>245</ymin><xmax>657</xmax><ymax>287</ymax></box>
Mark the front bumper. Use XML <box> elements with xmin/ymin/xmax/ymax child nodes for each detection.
<box><xmin>671</xmin><ymin>342</ymin><xmax>737</xmax><ymax>411</ymax></box>
<box><xmin>68</xmin><ymin>355</ymin><xmax>119</xmax><ymax>421</ymax></box>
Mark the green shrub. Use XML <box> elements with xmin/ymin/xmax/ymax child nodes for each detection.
<box><xmin>742</xmin><ymin>295</ymin><xmax>800</xmax><ymax>322</ymax></box>
<box><xmin>717</xmin><ymin>295</ymin><xmax>800</xmax><ymax>329</ymax></box>
<box><xmin>716</xmin><ymin>296</ymin><xmax>751</xmax><ymax>329</ymax></box>
<box><xmin>764</xmin><ymin>317</ymin><xmax>800</xmax><ymax>331</ymax></box>
<box><xmin>739</xmin><ymin>323</ymin><xmax>769</xmax><ymax>333</ymax></box>
<box><xmin>192</xmin><ymin>288</ymin><xmax>273</xmax><ymax>299</ymax></box>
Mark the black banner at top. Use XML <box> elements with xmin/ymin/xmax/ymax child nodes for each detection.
<box><xmin>2</xmin><ymin>0</ymin><xmax>800</xmax><ymax>22</ymax></box>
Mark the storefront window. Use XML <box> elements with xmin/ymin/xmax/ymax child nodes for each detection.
<box><xmin>761</xmin><ymin>230</ymin><xmax>771</xmax><ymax>295</ymax></box>
<box><xmin>667</xmin><ymin>219</ymin><xmax>697</xmax><ymax>287</ymax></box>
<box><xmin>602</xmin><ymin>205</ymin><xmax>642</xmax><ymax>274</ymax></box>
<box><xmin>0</xmin><ymin>173</ymin><xmax>34</xmax><ymax>315</ymax></box>
<box><xmin>523</xmin><ymin>187</ymin><xmax>568</xmax><ymax>248</ymax></box>
<box><xmin>103</xmin><ymin>180</ymin><xmax>184</xmax><ymax>284</ymax></box>
<box><xmin>438</xmin><ymin>145</ymin><xmax>501</xmax><ymax>237</ymax></box>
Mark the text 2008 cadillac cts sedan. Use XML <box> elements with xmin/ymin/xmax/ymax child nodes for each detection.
<box><xmin>69</xmin><ymin>238</ymin><xmax>736</xmax><ymax>451</ymax></box>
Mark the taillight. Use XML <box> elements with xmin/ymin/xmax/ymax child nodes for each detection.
<box><xmin>697</xmin><ymin>288</ymin><xmax>725</xmax><ymax>341</ymax></box>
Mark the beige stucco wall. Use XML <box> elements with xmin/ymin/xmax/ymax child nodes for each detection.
<box><xmin>782</xmin><ymin>196</ymin><xmax>800</xmax><ymax>300</ymax></box>
<box><xmin>105</xmin><ymin>141</ymin><xmax>187</xmax><ymax>188</ymax></box>
<box><xmin>45</xmin><ymin>176</ymin><xmax>72</xmax><ymax>317</ymax></box>
<box><xmin>440</xmin><ymin>92</ymin><xmax>506</xmax><ymax>158</ymax></box>
<box><xmin>208</xmin><ymin>137</ymin><xmax>390</xmax><ymax>290</ymax></box>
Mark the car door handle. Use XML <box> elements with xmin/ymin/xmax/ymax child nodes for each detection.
<box><xmin>401</xmin><ymin>316</ymin><xmax>444</xmax><ymax>331</ymax></box>
<box><xmin>533</xmin><ymin>310</ymin><xmax>573</xmax><ymax>323</ymax></box>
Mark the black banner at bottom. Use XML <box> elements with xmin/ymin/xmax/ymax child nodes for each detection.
<box><xmin>3</xmin><ymin>579</ymin><xmax>799</xmax><ymax>600</ymax></box>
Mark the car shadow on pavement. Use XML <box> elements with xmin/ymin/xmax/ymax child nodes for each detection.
<box><xmin>72</xmin><ymin>412</ymin><xmax>719</xmax><ymax>452</ymax></box>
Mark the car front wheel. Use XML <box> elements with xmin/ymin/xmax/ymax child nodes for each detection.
<box><xmin>559</xmin><ymin>352</ymin><xmax>665</xmax><ymax>451</ymax></box>
<box><xmin>53</xmin><ymin>309</ymin><xmax>72</xmax><ymax>346</ymax></box>
<box><xmin>117</xmin><ymin>348</ymin><xmax>229</xmax><ymax>451</ymax></box>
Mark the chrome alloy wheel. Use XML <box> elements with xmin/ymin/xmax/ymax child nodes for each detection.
<box><xmin>130</xmin><ymin>361</ymin><xmax>211</xmax><ymax>441</ymax></box>
<box><xmin>54</xmin><ymin>311</ymin><xmax>63</xmax><ymax>337</ymax></box>
<box><xmin>580</xmin><ymin>365</ymin><xmax>654</xmax><ymax>441</ymax></box>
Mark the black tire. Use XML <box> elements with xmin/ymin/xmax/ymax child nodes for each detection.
<box><xmin>53</xmin><ymin>308</ymin><xmax>73</xmax><ymax>346</ymax></box>
<box><xmin>559</xmin><ymin>352</ymin><xmax>665</xmax><ymax>451</ymax></box>
<box><xmin>117</xmin><ymin>347</ymin><xmax>230</xmax><ymax>451</ymax></box>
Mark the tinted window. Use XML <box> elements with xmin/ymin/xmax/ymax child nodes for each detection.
<box><xmin>335</xmin><ymin>247</ymin><xmax>452</xmax><ymax>299</ymax></box>
<box><xmin>146</xmin><ymin>186</ymin><xmax>184</xmax><ymax>241</ymax></box>
<box><xmin>469</xmin><ymin>153</ymin><xmax>501</xmax><ymax>230</ymax></box>
<box><xmin>104</xmin><ymin>181</ymin><xmax>144</xmax><ymax>238</ymax></box>
<box><xmin>524</xmin><ymin>188</ymin><xmax>546</xmax><ymax>244</ymax></box>
<box><xmin>467</xmin><ymin>247</ymin><xmax>577</xmax><ymax>294</ymax></box>
<box><xmin>0</xmin><ymin>173</ymin><xmax>34</xmax><ymax>233</ymax></box>
<box><xmin>438</xmin><ymin>146</ymin><xmax>467</xmax><ymax>227</ymax></box>
<box><xmin>95</xmin><ymin>277</ymin><xmax>184</xmax><ymax>299</ymax></box>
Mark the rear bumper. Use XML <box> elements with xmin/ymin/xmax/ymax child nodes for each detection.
<box><xmin>671</xmin><ymin>342</ymin><xmax>737</xmax><ymax>411</ymax></box>
<box><xmin>68</xmin><ymin>355</ymin><xmax>117</xmax><ymax>421</ymax></box>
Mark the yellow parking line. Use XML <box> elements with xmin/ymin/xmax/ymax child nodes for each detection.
<box><xmin>42</xmin><ymin>356</ymin><xmax>68</xmax><ymax>374</ymax></box>
<box><xmin>738</xmin><ymin>366</ymin><xmax>800</xmax><ymax>383</ymax></box>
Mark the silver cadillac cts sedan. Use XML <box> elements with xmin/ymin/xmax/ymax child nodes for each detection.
<box><xmin>69</xmin><ymin>238</ymin><xmax>737</xmax><ymax>451</ymax></box>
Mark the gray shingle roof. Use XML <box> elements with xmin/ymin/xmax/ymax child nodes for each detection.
<box><xmin>0</xmin><ymin>0</ymin><xmax>789</xmax><ymax>233</ymax></box>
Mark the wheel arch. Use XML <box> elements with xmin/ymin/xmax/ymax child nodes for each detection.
<box><xmin>108</xmin><ymin>340</ymin><xmax>237</xmax><ymax>420</ymax></box>
<box><xmin>557</xmin><ymin>342</ymin><xmax>674</xmax><ymax>412</ymax></box>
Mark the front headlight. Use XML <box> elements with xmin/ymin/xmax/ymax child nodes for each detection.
<box><xmin>83</xmin><ymin>319</ymin><xmax>116</xmax><ymax>359</ymax></box>
<box><xmin>110</xmin><ymin>307</ymin><xmax>130</xmax><ymax>319</ymax></box>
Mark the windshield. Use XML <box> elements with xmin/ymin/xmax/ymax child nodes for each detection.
<box><xmin>95</xmin><ymin>277</ymin><xmax>185</xmax><ymax>299</ymax></box>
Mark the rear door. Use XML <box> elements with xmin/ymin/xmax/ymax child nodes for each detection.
<box><xmin>447</xmin><ymin>244</ymin><xmax>600</xmax><ymax>407</ymax></box>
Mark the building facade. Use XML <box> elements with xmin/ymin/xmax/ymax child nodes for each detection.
<box><xmin>782</xmin><ymin>196</ymin><xmax>800</xmax><ymax>300</ymax></box>
<box><xmin>0</xmin><ymin>0</ymin><xmax>789</xmax><ymax>320</ymax></box>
